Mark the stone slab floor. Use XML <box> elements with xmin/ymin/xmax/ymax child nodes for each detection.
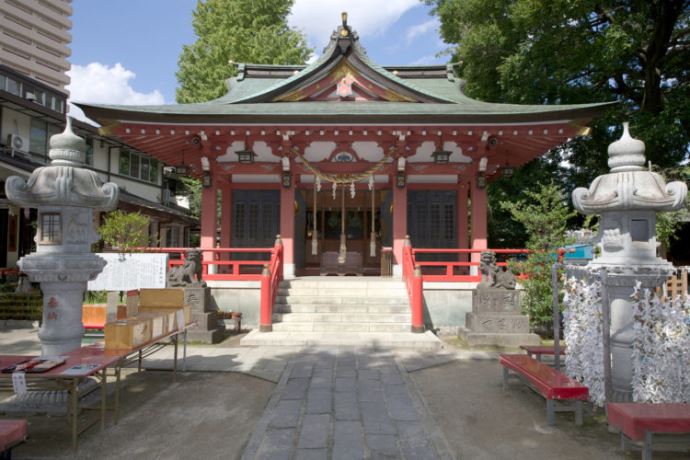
<box><xmin>241</xmin><ymin>348</ymin><xmax>447</xmax><ymax>460</ymax></box>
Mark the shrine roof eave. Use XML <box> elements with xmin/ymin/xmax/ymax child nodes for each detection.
<box><xmin>77</xmin><ymin>100</ymin><xmax>616</xmax><ymax>127</ymax></box>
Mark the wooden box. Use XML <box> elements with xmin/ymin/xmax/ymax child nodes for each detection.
<box><xmin>82</xmin><ymin>304</ymin><xmax>107</xmax><ymax>328</ymax></box>
<box><xmin>133</xmin><ymin>312</ymin><xmax>166</xmax><ymax>339</ymax></box>
<box><xmin>138</xmin><ymin>306</ymin><xmax>191</xmax><ymax>330</ymax></box>
<box><xmin>116</xmin><ymin>304</ymin><xmax>137</xmax><ymax>320</ymax></box>
<box><xmin>104</xmin><ymin>318</ymin><xmax>152</xmax><ymax>350</ymax></box>
<box><xmin>139</xmin><ymin>288</ymin><xmax>185</xmax><ymax>308</ymax></box>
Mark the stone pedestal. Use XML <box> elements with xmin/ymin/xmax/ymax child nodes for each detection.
<box><xmin>459</xmin><ymin>288</ymin><xmax>540</xmax><ymax>347</ymax></box>
<box><xmin>183</xmin><ymin>287</ymin><xmax>224</xmax><ymax>343</ymax></box>
<box><xmin>599</xmin><ymin>266</ymin><xmax>671</xmax><ymax>401</ymax></box>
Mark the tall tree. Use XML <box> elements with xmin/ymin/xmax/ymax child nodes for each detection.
<box><xmin>176</xmin><ymin>0</ymin><xmax>312</xmax><ymax>103</ymax></box>
<box><xmin>428</xmin><ymin>0</ymin><xmax>690</xmax><ymax>247</ymax></box>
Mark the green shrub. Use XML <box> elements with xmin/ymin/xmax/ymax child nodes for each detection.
<box><xmin>501</xmin><ymin>183</ymin><xmax>576</xmax><ymax>332</ymax></box>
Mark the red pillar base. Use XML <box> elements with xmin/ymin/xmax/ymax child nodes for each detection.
<box><xmin>259</xmin><ymin>325</ymin><xmax>273</xmax><ymax>332</ymax></box>
<box><xmin>411</xmin><ymin>325</ymin><xmax>425</xmax><ymax>334</ymax></box>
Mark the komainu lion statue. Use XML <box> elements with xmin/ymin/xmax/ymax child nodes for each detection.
<box><xmin>477</xmin><ymin>251</ymin><xmax>516</xmax><ymax>290</ymax></box>
<box><xmin>167</xmin><ymin>250</ymin><xmax>206</xmax><ymax>287</ymax></box>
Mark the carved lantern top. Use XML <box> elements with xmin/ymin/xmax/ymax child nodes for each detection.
<box><xmin>572</xmin><ymin>123</ymin><xmax>687</xmax><ymax>214</ymax></box>
<box><xmin>4</xmin><ymin>117</ymin><xmax>119</xmax><ymax>210</ymax></box>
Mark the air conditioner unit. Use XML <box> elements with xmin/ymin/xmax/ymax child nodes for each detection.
<box><xmin>7</xmin><ymin>134</ymin><xmax>28</xmax><ymax>153</ymax></box>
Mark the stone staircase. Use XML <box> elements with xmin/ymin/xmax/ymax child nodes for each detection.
<box><xmin>241</xmin><ymin>277</ymin><xmax>442</xmax><ymax>349</ymax></box>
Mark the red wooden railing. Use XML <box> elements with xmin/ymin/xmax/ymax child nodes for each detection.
<box><xmin>402</xmin><ymin>240</ymin><xmax>424</xmax><ymax>333</ymax></box>
<box><xmin>135</xmin><ymin>246</ymin><xmax>275</xmax><ymax>281</ymax></box>
<box><xmin>259</xmin><ymin>237</ymin><xmax>284</xmax><ymax>332</ymax></box>
<box><xmin>412</xmin><ymin>248</ymin><xmax>530</xmax><ymax>282</ymax></box>
<box><xmin>401</xmin><ymin>236</ymin><xmax>530</xmax><ymax>333</ymax></box>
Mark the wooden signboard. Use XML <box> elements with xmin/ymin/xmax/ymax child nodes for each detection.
<box><xmin>88</xmin><ymin>253</ymin><xmax>168</xmax><ymax>291</ymax></box>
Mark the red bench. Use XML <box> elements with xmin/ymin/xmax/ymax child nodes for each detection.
<box><xmin>500</xmin><ymin>353</ymin><xmax>589</xmax><ymax>425</ymax></box>
<box><xmin>520</xmin><ymin>345</ymin><xmax>566</xmax><ymax>361</ymax></box>
<box><xmin>608</xmin><ymin>402</ymin><xmax>690</xmax><ymax>460</ymax></box>
<box><xmin>0</xmin><ymin>419</ymin><xmax>27</xmax><ymax>459</ymax></box>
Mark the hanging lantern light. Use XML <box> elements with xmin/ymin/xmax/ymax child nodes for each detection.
<box><xmin>332</xmin><ymin>181</ymin><xmax>337</xmax><ymax>200</ymax></box>
<box><xmin>350</xmin><ymin>181</ymin><xmax>355</xmax><ymax>198</ymax></box>
<box><xmin>315</xmin><ymin>175</ymin><xmax>321</xmax><ymax>192</ymax></box>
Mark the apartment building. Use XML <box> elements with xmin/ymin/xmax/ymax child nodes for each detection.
<box><xmin>0</xmin><ymin>0</ymin><xmax>72</xmax><ymax>92</ymax></box>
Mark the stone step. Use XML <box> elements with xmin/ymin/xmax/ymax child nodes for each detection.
<box><xmin>275</xmin><ymin>296</ymin><xmax>408</xmax><ymax>305</ymax></box>
<box><xmin>240</xmin><ymin>330</ymin><xmax>443</xmax><ymax>350</ymax></box>
<box><xmin>271</xmin><ymin>312</ymin><xmax>410</xmax><ymax>323</ymax></box>
<box><xmin>271</xmin><ymin>321</ymin><xmax>411</xmax><ymax>333</ymax></box>
<box><xmin>277</xmin><ymin>287</ymin><xmax>407</xmax><ymax>297</ymax></box>
<box><xmin>274</xmin><ymin>304</ymin><xmax>409</xmax><ymax>314</ymax></box>
<box><xmin>280</xmin><ymin>280</ymin><xmax>405</xmax><ymax>289</ymax></box>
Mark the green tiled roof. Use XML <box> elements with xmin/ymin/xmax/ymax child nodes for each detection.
<box><xmin>77</xmin><ymin>24</ymin><xmax>615</xmax><ymax>126</ymax></box>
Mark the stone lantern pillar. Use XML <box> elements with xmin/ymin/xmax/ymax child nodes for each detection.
<box><xmin>572</xmin><ymin>122</ymin><xmax>687</xmax><ymax>401</ymax></box>
<box><xmin>5</xmin><ymin>118</ymin><xmax>118</xmax><ymax>355</ymax></box>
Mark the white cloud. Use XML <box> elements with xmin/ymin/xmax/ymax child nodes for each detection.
<box><xmin>66</xmin><ymin>62</ymin><xmax>165</xmax><ymax>124</ymax></box>
<box><xmin>405</xmin><ymin>19</ymin><xmax>438</xmax><ymax>43</ymax></box>
<box><xmin>289</xmin><ymin>0</ymin><xmax>420</xmax><ymax>48</ymax></box>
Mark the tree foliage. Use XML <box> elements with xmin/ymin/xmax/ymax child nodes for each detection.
<box><xmin>99</xmin><ymin>211</ymin><xmax>150</xmax><ymax>252</ymax></box>
<box><xmin>428</xmin><ymin>0</ymin><xmax>690</xmax><ymax>247</ymax></box>
<box><xmin>176</xmin><ymin>0</ymin><xmax>312</xmax><ymax>103</ymax></box>
<box><xmin>501</xmin><ymin>183</ymin><xmax>577</xmax><ymax>330</ymax></box>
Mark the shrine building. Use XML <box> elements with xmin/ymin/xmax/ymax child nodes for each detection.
<box><xmin>77</xmin><ymin>16</ymin><xmax>611</xmax><ymax>330</ymax></box>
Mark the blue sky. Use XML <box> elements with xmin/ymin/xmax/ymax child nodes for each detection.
<box><xmin>68</xmin><ymin>0</ymin><xmax>448</xmax><ymax>118</ymax></box>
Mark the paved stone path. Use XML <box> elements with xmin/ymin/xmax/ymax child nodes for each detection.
<box><xmin>241</xmin><ymin>348</ymin><xmax>448</xmax><ymax>460</ymax></box>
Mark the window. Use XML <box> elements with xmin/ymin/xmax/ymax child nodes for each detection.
<box><xmin>6</xmin><ymin>77</ymin><xmax>20</xmax><ymax>96</ymax></box>
<box><xmin>85</xmin><ymin>138</ymin><xmax>93</xmax><ymax>165</ymax></box>
<box><xmin>40</xmin><ymin>213</ymin><xmax>61</xmax><ymax>244</ymax></box>
<box><xmin>30</xmin><ymin>118</ymin><xmax>47</xmax><ymax>156</ymax></box>
<box><xmin>0</xmin><ymin>74</ymin><xmax>5</xmax><ymax>92</ymax></box>
<box><xmin>119</xmin><ymin>150</ymin><xmax>130</xmax><ymax>175</ymax></box>
<box><xmin>118</xmin><ymin>149</ymin><xmax>159</xmax><ymax>184</ymax></box>
<box><xmin>130</xmin><ymin>153</ymin><xmax>140</xmax><ymax>178</ymax></box>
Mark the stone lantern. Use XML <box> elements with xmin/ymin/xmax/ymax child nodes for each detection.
<box><xmin>572</xmin><ymin>122</ymin><xmax>687</xmax><ymax>401</ymax></box>
<box><xmin>5</xmin><ymin>117</ymin><xmax>118</xmax><ymax>355</ymax></box>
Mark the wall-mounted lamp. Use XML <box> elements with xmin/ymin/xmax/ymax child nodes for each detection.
<box><xmin>236</xmin><ymin>150</ymin><xmax>255</xmax><ymax>164</ymax></box>
<box><xmin>281</xmin><ymin>156</ymin><xmax>290</xmax><ymax>172</ymax></box>
<box><xmin>396</xmin><ymin>171</ymin><xmax>406</xmax><ymax>188</ymax></box>
<box><xmin>478</xmin><ymin>156</ymin><xmax>488</xmax><ymax>173</ymax></box>
<box><xmin>397</xmin><ymin>156</ymin><xmax>406</xmax><ymax>172</ymax></box>
<box><xmin>200</xmin><ymin>156</ymin><xmax>211</xmax><ymax>172</ymax></box>
<box><xmin>202</xmin><ymin>172</ymin><xmax>212</xmax><ymax>188</ymax></box>
<box><xmin>281</xmin><ymin>172</ymin><xmax>292</xmax><ymax>188</ymax></box>
<box><xmin>432</xmin><ymin>150</ymin><xmax>451</xmax><ymax>164</ymax></box>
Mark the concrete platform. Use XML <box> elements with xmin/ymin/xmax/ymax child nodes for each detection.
<box><xmin>240</xmin><ymin>330</ymin><xmax>443</xmax><ymax>350</ymax></box>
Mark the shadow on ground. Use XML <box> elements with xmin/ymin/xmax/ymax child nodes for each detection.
<box><xmin>11</xmin><ymin>370</ymin><xmax>274</xmax><ymax>460</ymax></box>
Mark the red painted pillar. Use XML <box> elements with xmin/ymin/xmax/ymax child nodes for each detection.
<box><xmin>220</xmin><ymin>183</ymin><xmax>232</xmax><ymax>248</ymax></box>
<box><xmin>200</xmin><ymin>179</ymin><xmax>217</xmax><ymax>275</ymax></box>
<box><xmin>279</xmin><ymin>175</ymin><xmax>295</xmax><ymax>278</ymax></box>
<box><xmin>470</xmin><ymin>174</ymin><xmax>488</xmax><ymax>273</ymax></box>
<box><xmin>457</xmin><ymin>180</ymin><xmax>469</xmax><ymax>248</ymax></box>
<box><xmin>392</xmin><ymin>176</ymin><xmax>407</xmax><ymax>276</ymax></box>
